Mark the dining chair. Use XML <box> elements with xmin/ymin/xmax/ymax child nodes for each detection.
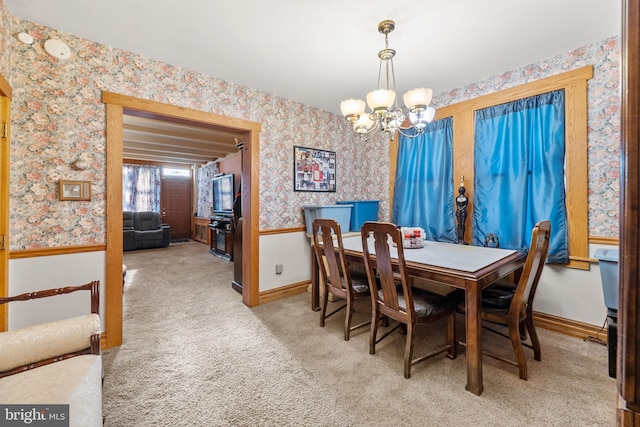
<box><xmin>312</xmin><ymin>218</ymin><xmax>370</xmax><ymax>341</ymax></box>
<box><xmin>459</xmin><ymin>220</ymin><xmax>551</xmax><ymax>380</ymax></box>
<box><xmin>360</xmin><ymin>221</ymin><xmax>457</xmax><ymax>379</ymax></box>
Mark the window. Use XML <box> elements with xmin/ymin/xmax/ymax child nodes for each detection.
<box><xmin>473</xmin><ymin>90</ymin><xmax>568</xmax><ymax>262</ymax></box>
<box><xmin>123</xmin><ymin>164</ymin><xmax>161</xmax><ymax>212</ymax></box>
<box><xmin>392</xmin><ymin>117</ymin><xmax>456</xmax><ymax>242</ymax></box>
<box><xmin>390</xmin><ymin>66</ymin><xmax>591</xmax><ymax>269</ymax></box>
<box><xmin>162</xmin><ymin>167</ymin><xmax>191</xmax><ymax>177</ymax></box>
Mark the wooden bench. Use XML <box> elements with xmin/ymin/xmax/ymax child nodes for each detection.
<box><xmin>0</xmin><ymin>281</ymin><xmax>103</xmax><ymax>426</ymax></box>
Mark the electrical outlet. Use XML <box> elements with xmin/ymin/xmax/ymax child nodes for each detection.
<box><xmin>275</xmin><ymin>264</ymin><xmax>283</xmax><ymax>274</ymax></box>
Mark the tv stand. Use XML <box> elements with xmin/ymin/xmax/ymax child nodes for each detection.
<box><xmin>209</xmin><ymin>216</ymin><xmax>234</xmax><ymax>261</ymax></box>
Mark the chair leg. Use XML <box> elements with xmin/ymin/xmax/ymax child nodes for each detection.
<box><xmin>404</xmin><ymin>322</ymin><xmax>415</xmax><ymax>379</ymax></box>
<box><xmin>399</xmin><ymin>323</ymin><xmax>407</xmax><ymax>335</ymax></box>
<box><xmin>519</xmin><ymin>320</ymin><xmax>527</xmax><ymax>341</ymax></box>
<box><xmin>344</xmin><ymin>300</ymin><xmax>353</xmax><ymax>341</ymax></box>
<box><xmin>381</xmin><ymin>315</ymin><xmax>389</xmax><ymax>327</ymax></box>
<box><xmin>370</xmin><ymin>310</ymin><xmax>379</xmax><ymax>355</ymax></box>
<box><xmin>446</xmin><ymin>313</ymin><xmax>457</xmax><ymax>359</ymax></box>
<box><xmin>525</xmin><ymin>316</ymin><xmax>542</xmax><ymax>361</ymax></box>
<box><xmin>320</xmin><ymin>284</ymin><xmax>329</xmax><ymax>327</ymax></box>
<box><xmin>509</xmin><ymin>321</ymin><xmax>528</xmax><ymax>380</ymax></box>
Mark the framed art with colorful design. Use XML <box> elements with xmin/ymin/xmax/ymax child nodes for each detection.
<box><xmin>293</xmin><ymin>146</ymin><xmax>336</xmax><ymax>192</ymax></box>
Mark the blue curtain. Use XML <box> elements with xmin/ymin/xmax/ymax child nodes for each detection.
<box><xmin>473</xmin><ymin>90</ymin><xmax>568</xmax><ymax>263</ymax></box>
<box><xmin>392</xmin><ymin>117</ymin><xmax>456</xmax><ymax>242</ymax></box>
<box><xmin>123</xmin><ymin>164</ymin><xmax>161</xmax><ymax>212</ymax></box>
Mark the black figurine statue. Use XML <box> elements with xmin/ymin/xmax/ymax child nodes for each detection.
<box><xmin>456</xmin><ymin>176</ymin><xmax>468</xmax><ymax>244</ymax></box>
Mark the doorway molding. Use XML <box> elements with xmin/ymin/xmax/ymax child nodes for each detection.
<box><xmin>103</xmin><ymin>92</ymin><xmax>261</xmax><ymax>348</ymax></box>
<box><xmin>0</xmin><ymin>72</ymin><xmax>11</xmax><ymax>331</ymax></box>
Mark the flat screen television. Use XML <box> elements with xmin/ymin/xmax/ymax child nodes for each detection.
<box><xmin>212</xmin><ymin>174</ymin><xmax>235</xmax><ymax>216</ymax></box>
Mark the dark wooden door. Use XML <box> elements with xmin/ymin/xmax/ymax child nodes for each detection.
<box><xmin>161</xmin><ymin>176</ymin><xmax>192</xmax><ymax>240</ymax></box>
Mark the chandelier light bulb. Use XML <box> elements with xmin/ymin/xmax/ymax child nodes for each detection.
<box><xmin>354</xmin><ymin>114</ymin><xmax>375</xmax><ymax>134</ymax></box>
<box><xmin>366</xmin><ymin>89</ymin><xmax>395</xmax><ymax>112</ymax></box>
<box><xmin>404</xmin><ymin>88</ymin><xmax>433</xmax><ymax>111</ymax></box>
<box><xmin>424</xmin><ymin>106</ymin><xmax>436</xmax><ymax>122</ymax></box>
<box><xmin>409</xmin><ymin>105</ymin><xmax>436</xmax><ymax>129</ymax></box>
<box><xmin>340</xmin><ymin>98</ymin><xmax>366</xmax><ymax>117</ymax></box>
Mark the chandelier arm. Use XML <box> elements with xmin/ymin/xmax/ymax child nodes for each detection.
<box><xmin>396</xmin><ymin>127</ymin><xmax>420</xmax><ymax>139</ymax></box>
<box><xmin>361</xmin><ymin>121</ymin><xmax>382</xmax><ymax>141</ymax></box>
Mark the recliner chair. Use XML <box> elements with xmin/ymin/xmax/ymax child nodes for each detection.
<box><xmin>123</xmin><ymin>211</ymin><xmax>171</xmax><ymax>250</ymax></box>
<box><xmin>123</xmin><ymin>211</ymin><xmax>137</xmax><ymax>251</ymax></box>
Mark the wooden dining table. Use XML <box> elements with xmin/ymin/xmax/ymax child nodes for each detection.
<box><xmin>310</xmin><ymin>235</ymin><xmax>526</xmax><ymax>396</ymax></box>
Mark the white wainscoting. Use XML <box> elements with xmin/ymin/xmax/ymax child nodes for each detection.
<box><xmin>8</xmin><ymin>251</ymin><xmax>106</xmax><ymax>330</ymax></box>
<box><xmin>535</xmin><ymin>243</ymin><xmax>615</xmax><ymax>327</ymax></box>
<box><xmin>6</xmin><ymin>240</ymin><xmax>614</xmax><ymax>330</ymax></box>
<box><xmin>259</xmin><ymin>232</ymin><xmax>312</xmax><ymax>292</ymax></box>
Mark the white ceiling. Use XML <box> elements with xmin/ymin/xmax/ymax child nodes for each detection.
<box><xmin>4</xmin><ymin>1</ymin><xmax>622</xmax><ymax>164</ymax></box>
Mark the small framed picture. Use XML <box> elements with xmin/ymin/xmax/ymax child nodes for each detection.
<box><xmin>59</xmin><ymin>180</ymin><xmax>91</xmax><ymax>201</ymax></box>
<box><xmin>293</xmin><ymin>146</ymin><xmax>336</xmax><ymax>192</ymax></box>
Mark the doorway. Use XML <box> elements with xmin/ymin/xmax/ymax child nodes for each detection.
<box><xmin>161</xmin><ymin>174</ymin><xmax>192</xmax><ymax>240</ymax></box>
<box><xmin>103</xmin><ymin>92</ymin><xmax>261</xmax><ymax>348</ymax></box>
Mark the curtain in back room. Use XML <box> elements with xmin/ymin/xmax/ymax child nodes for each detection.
<box><xmin>123</xmin><ymin>164</ymin><xmax>161</xmax><ymax>212</ymax></box>
<box><xmin>393</xmin><ymin>117</ymin><xmax>456</xmax><ymax>242</ymax></box>
<box><xmin>473</xmin><ymin>89</ymin><xmax>568</xmax><ymax>263</ymax></box>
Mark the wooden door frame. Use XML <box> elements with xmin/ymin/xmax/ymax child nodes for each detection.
<box><xmin>103</xmin><ymin>92</ymin><xmax>261</xmax><ymax>348</ymax></box>
<box><xmin>618</xmin><ymin>0</ymin><xmax>640</xmax><ymax>423</ymax></box>
<box><xmin>0</xmin><ymin>73</ymin><xmax>11</xmax><ymax>331</ymax></box>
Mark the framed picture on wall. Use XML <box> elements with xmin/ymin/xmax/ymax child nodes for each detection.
<box><xmin>293</xmin><ymin>146</ymin><xmax>336</xmax><ymax>192</ymax></box>
<box><xmin>59</xmin><ymin>180</ymin><xmax>92</xmax><ymax>201</ymax></box>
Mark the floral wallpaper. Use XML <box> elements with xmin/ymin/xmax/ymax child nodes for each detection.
<box><xmin>3</xmin><ymin>10</ymin><xmax>620</xmax><ymax>250</ymax></box>
<box><xmin>0</xmin><ymin>0</ymin><xmax>10</xmax><ymax>79</ymax></box>
<box><xmin>6</xmin><ymin>17</ymin><xmax>381</xmax><ymax>250</ymax></box>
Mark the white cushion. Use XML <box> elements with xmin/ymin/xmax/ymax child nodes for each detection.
<box><xmin>0</xmin><ymin>314</ymin><xmax>101</xmax><ymax>372</ymax></box>
<box><xmin>0</xmin><ymin>354</ymin><xmax>102</xmax><ymax>427</ymax></box>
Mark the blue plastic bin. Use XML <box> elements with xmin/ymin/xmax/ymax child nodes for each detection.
<box><xmin>594</xmin><ymin>248</ymin><xmax>619</xmax><ymax>313</ymax></box>
<box><xmin>594</xmin><ymin>247</ymin><xmax>619</xmax><ymax>378</ymax></box>
<box><xmin>337</xmin><ymin>200</ymin><xmax>379</xmax><ymax>232</ymax></box>
<box><xmin>303</xmin><ymin>204</ymin><xmax>352</xmax><ymax>234</ymax></box>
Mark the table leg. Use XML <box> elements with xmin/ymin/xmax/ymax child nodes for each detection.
<box><xmin>311</xmin><ymin>245</ymin><xmax>320</xmax><ymax>311</ymax></box>
<box><xmin>465</xmin><ymin>280</ymin><xmax>483</xmax><ymax>395</ymax></box>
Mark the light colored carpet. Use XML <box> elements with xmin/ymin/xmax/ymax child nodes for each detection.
<box><xmin>103</xmin><ymin>241</ymin><xmax>616</xmax><ymax>426</ymax></box>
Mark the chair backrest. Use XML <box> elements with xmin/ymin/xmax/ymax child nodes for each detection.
<box><xmin>361</xmin><ymin>221</ymin><xmax>414</xmax><ymax>324</ymax></box>
<box><xmin>0</xmin><ymin>280</ymin><xmax>100</xmax><ymax>314</ymax></box>
<box><xmin>134</xmin><ymin>211</ymin><xmax>161</xmax><ymax>231</ymax></box>
<box><xmin>511</xmin><ymin>220</ymin><xmax>551</xmax><ymax>317</ymax></box>
<box><xmin>312</xmin><ymin>218</ymin><xmax>354</xmax><ymax>296</ymax></box>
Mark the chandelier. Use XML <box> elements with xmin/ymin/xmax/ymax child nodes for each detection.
<box><xmin>340</xmin><ymin>20</ymin><xmax>436</xmax><ymax>141</ymax></box>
